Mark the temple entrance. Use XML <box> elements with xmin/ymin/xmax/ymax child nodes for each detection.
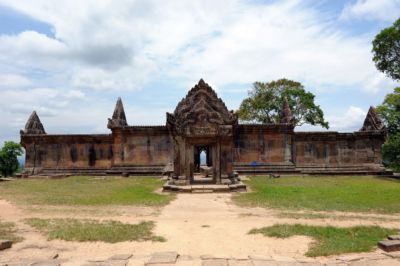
<box><xmin>194</xmin><ymin>145</ymin><xmax>212</xmax><ymax>172</ymax></box>
<box><xmin>164</xmin><ymin>79</ymin><xmax>244</xmax><ymax>191</ymax></box>
<box><xmin>193</xmin><ymin>145</ymin><xmax>214</xmax><ymax>184</ymax></box>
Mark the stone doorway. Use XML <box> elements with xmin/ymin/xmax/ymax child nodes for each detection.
<box><xmin>193</xmin><ymin>145</ymin><xmax>214</xmax><ymax>184</ymax></box>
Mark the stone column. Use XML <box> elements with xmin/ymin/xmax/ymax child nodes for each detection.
<box><xmin>284</xmin><ymin>134</ymin><xmax>293</xmax><ymax>163</ymax></box>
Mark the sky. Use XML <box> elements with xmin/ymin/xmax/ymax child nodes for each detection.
<box><xmin>0</xmin><ymin>0</ymin><xmax>399</xmax><ymax>146</ymax></box>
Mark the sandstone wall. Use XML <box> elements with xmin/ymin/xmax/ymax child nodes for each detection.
<box><xmin>233</xmin><ymin>125</ymin><xmax>293</xmax><ymax>165</ymax></box>
<box><xmin>111</xmin><ymin>126</ymin><xmax>172</xmax><ymax>166</ymax></box>
<box><xmin>293</xmin><ymin>131</ymin><xmax>384</xmax><ymax>167</ymax></box>
<box><xmin>21</xmin><ymin>134</ymin><xmax>113</xmax><ymax>172</ymax></box>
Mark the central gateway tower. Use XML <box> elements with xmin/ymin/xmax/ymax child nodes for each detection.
<box><xmin>166</xmin><ymin>79</ymin><xmax>238</xmax><ymax>185</ymax></box>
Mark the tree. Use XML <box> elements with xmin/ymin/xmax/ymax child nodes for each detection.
<box><xmin>376</xmin><ymin>87</ymin><xmax>400</xmax><ymax>135</ymax></box>
<box><xmin>376</xmin><ymin>87</ymin><xmax>400</xmax><ymax>172</ymax></box>
<box><xmin>382</xmin><ymin>133</ymin><xmax>400</xmax><ymax>172</ymax></box>
<box><xmin>0</xmin><ymin>141</ymin><xmax>23</xmax><ymax>177</ymax></box>
<box><xmin>372</xmin><ymin>18</ymin><xmax>400</xmax><ymax>81</ymax></box>
<box><xmin>237</xmin><ymin>79</ymin><xmax>329</xmax><ymax>128</ymax></box>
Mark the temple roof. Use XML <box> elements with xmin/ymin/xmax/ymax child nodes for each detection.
<box><xmin>108</xmin><ymin>97</ymin><xmax>128</xmax><ymax>129</ymax></box>
<box><xmin>360</xmin><ymin>106</ymin><xmax>385</xmax><ymax>132</ymax></box>
<box><xmin>281</xmin><ymin>97</ymin><xmax>294</xmax><ymax>124</ymax></box>
<box><xmin>167</xmin><ymin>79</ymin><xmax>237</xmax><ymax>132</ymax></box>
<box><xmin>21</xmin><ymin>111</ymin><xmax>46</xmax><ymax>135</ymax></box>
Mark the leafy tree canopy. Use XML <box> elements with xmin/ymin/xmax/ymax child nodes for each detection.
<box><xmin>376</xmin><ymin>87</ymin><xmax>400</xmax><ymax>135</ymax></box>
<box><xmin>237</xmin><ymin>78</ymin><xmax>329</xmax><ymax>128</ymax></box>
<box><xmin>376</xmin><ymin>87</ymin><xmax>400</xmax><ymax>172</ymax></box>
<box><xmin>382</xmin><ymin>133</ymin><xmax>400</xmax><ymax>172</ymax></box>
<box><xmin>0</xmin><ymin>141</ymin><xmax>23</xmax><ymax>177</ymax></box>
<box><xmin>372</xmin><ymin>18</ymin><xmax>400</xmax><ymax>80</ymax></box>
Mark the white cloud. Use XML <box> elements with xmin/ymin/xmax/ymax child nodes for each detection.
<box><xmin>328</xmin><ymin>106</ymin><xmax>367</xmax><ymax>132</ymax></box>
<box><xmin>0</xmin><ymin>74</ymin><xmax>31</xmax><ymax>88</ymax></box>
<box><xmin>0</xmin><ymin>0</ymin><xmax>399</xmax><ymax>141</ymax></box>
<box><xmin>0</xmin><ymin>88</ymin><xmax>86</xmax><ymax>118</ymax></box>
<box><xmin>0</xmin><ymin>0</ymin><xmax>397</xmax><ymax>93</ymax></box>
<box><xmin>340</xmin><ymin>0</ymin><xmax>400</xmax><ymax>22</ymax></box>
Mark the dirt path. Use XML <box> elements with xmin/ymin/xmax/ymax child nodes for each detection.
<box><xmin>1</xmin><ymin>194</ymin><xmax>400</xmax><ymax>265</ymax></box>
<box><xmin>154</xmin><ymin>193</ymin><xmax>311</xmax><ymax>258</ymax></box>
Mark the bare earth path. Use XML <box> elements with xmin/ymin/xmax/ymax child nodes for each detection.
<box><xmin>1</xmin><ymin>194</ymin><xmax>400</xmax><ymax>265</ymax></box>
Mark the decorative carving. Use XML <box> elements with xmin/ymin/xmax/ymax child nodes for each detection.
<box><xmin>219</xmin><ymin>125</ymin><xmax>233</xmax><ymax>136</ymax></box>
<box><xmin>187</xmin><ymin>126</ymin><xmax>218</xmax><ymax>136</ymax></box>
<box><xmin>281</xmin><ymin>97</ymin><xmax>294</xmax><ymax>124</ymax></box>
<box><xmin>167</xmin><ymin>79</ymin><xmax>237</xmax><ymax>135</ymax></box>
<box><xmin>21</xmin><ymin>111</ymin><xmax>46</xmax><ymax>135</ymax></box>
<box><xmin>360</xmin><ymin>106</ymin><xmax>385</xmax><ymax>132</ymax></box>
<box><xmin>108</xmin><ymin>97</ymin><xmax>128</xmax><ymax>129</ymax></box>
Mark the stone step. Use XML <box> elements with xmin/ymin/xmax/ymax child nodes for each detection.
<box><xmin>388</xmin><ymin>235</ymin><xmax>400</xmax><ymax>240</ymax></box>
<box><xmin>0</xmin><ymin>240</ymin><xmax>12</xmax><ymax>250</ymax></box>
<box><xmin>378</xmin><ymin>240</ymin><xmax>400</xmax><ymax>252</ymax></box>
<box><xmin>163</xmin><ymin>182</ymin><xmax>247</xmax><ymax>193</ymax></box>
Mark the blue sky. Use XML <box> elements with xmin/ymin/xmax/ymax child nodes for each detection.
<box><xmin>0</xmin><ymin>0</ymin><xmax>399</xmax><ymax>145</ymax></box>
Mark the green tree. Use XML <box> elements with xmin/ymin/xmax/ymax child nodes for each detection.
<box><xmin>382</xmin><ymin>133</ymin><xmax>400</xmax><ymax>172</ymax></box>
<box><xmin>376</xmin><ymin>87</ymin><xmax>400</xmax><ymax>135</ymax></box>
<box><xmin>237</xmin><ymin>79</ymin><xmax>329</xmax><ymax>128</ymax></box>
<box><xmin>376</xmin><ymin>87</ymin><xmax>400</xmax><ymax>172</ymax></box>
<box><xmin>0</xmin><ymin>141</ymin><xmax>23</xmax><ymax>177</ymax></box>
<box><xmin>372</xmin><ymin>18</ymin><xmax>400</xmax><ymax>81</ymax></box>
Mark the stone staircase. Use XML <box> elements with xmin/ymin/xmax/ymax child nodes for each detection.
<box><xmin>296</xmin><ymin>165</ymin><xmax>393</xmax><ymax>176</ymax></box>
<box><xmin>39</xmin><ymin>164</ymin><xmax>165</xmax><ymax>176</ymax></box>
<box><xmin>105</xmin><ymin>164</ymin><xmax>165</xmax><ymax>176</ymax></box>
<box><xmin>233</xmin><ymin>163</ymin><xmax>301</xmax><ymax>175</ymax></box>
<box><xmin>233</xmin><ymin>163</ymin><xmax>393</xmax><ymax>176</ymax></box>
<box><xmin>40</xmin><ymin>167</ymin><xmax>109</xmax><ymax>176</ymax></box>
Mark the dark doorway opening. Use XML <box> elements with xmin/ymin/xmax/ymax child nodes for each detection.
<box><xmin>193</xmin><ymin>145</ymin><xmax>214</xmax><ymax>184</ymax></box>
<box><xmin>194</xmin><ymin>145</ymin><xmax>212</xmax><ymax>172</ymax></box>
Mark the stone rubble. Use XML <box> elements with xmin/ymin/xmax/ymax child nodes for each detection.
<box><xmin>0</xmin><ymin>240</ymin><xmax>12</xmax><ymax>251</ymax></box>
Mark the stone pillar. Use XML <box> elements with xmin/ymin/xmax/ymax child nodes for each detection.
<box><xmin>185</xmin><ymin>142</ymin><xmax>194</xmax><ymax>185</ymax></box>
<box><xmin>284</xmin><ymin>134</ymin><xmax>293</xmax><ymax>163</ymax></box>
<box><xmin>214</xmin><ymin>142</ymin><xmax>221</xmax><ymax>184</ymax></box>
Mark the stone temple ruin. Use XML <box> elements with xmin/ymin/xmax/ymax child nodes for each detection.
<box><xmin>21</xmin><ymin>79</ymin><xmax>390</xmax><ymax>191</ymax></box>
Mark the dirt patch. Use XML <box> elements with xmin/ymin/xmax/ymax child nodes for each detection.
<box><xmin>0</xmin><ymin>194</ymin><xmax>399</xmax><ymax>265</ymax></box>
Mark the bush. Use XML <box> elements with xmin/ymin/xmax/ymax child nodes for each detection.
<box><xmin>0</xmin><ymin>141</ymin><xmax>23</xmax><ymax>177</ymax></box>
<box><xmin>382</xmin><ymin>133</ymin><xmax>400</xmax><ymax>172</ymax></box>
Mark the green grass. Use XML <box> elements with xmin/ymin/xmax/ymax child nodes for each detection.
<box><xmin>25</xmin><ymin>218</ymin><xmax>165</xmax><ymax>243</ymax></box>
<box><xmin>0</xmin><ymin>176</ymin><xmax>174</xmax><ymax>206</ymax></box>
<box><xmin>250</xmin><ymin>224</ymin><xmax>396</xmax><ymax>257</ymax></box>
<box><xmin>278</xmin><ymin>212</ymin><xmax>400</xmax><ymax>222</ymax></box>
<box><xmin>234</xmin><ymin>176</ymin><xmax>400</xmax><ymax>213</ymax></box>
<box><xmin>0</xmin><ymin>221</ymin><xmax>23</xmax><ymax>242</ymax></box>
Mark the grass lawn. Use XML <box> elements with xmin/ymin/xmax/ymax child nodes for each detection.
<box><xmin>0</xmin><ymin>221</ymin><xmax>23</xmax><ymax>242</ymax></box>
<box><xmin>250</xmin><ymin>224</ymin><xmax>396</xmax><ymax>257</ymax></box>
<box><xmin>0</xmin><ymin>176</ymin><xmax>174</xmax><ymax>206</ymax></box>
<box><xmin>26</xmin><ymin>218</ymin><xmax>165</xmax><ymax>243</ymax></box>
<box><xmin>234</xmin><ymin>176</ymin><xmax>400</xmax><ymax>213</ymax></box>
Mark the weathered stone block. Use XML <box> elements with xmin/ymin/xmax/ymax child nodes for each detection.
<box><xmin>252</xmin><ymin>261</ymin><xmax>278</xmax><ymax>266</ymax></box>
<box><xmin>388</xmin><ymin>235</ymin><xmax>400</xmax><ymax>240</ymax></box>
<box><xmin>0</xmin><ymin>239</ymin><xmax>12</xmax><ymax>250</ymax></box>
<box><xmin>108</xmin><ymin>254</ymin><xmax>132</xmax><ymax>260</ymax></box>
<box><xmin>201</xmin><ymin>259</ymin><xmax>228</xmax><ymax>266</ymax></box>
<box><xmin>378</xmin><ymin>240</ymin><xmax>400</xmax><ymax>252</ymax></box>
<box><xmin>146</xmin><ymin>251</ymin><xmax>178</xmax><ymax>265</ymax></box>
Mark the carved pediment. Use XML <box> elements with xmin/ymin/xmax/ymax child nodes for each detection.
<box><xmin>360</xmin><ymin>106</ymin><xmax>385</xmax><ymax>132</ymax></box>
<box><xmin>108</xmin><ymin>97</ymin><xmax>128</xmax><ymax>129</ymax></box>
<box><xmin>21</xmin><ymin>111</ymin><xmax>46</xmax><ymax>135</ymax></box>
<box><xmin>167</xmin><ymin>79</ymin><xmax>237</xmax><ymax>135</ymax></box>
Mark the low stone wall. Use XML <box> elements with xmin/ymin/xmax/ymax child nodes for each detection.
<box><xmin>21</xmin><ymin>134</ymin><xmax>113</xmax><ymax>174</ymax></box>
<box><xmin>293</xmin><ymin>131</ymin><xmax>385</xmax><ymax>168</ymax></box>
